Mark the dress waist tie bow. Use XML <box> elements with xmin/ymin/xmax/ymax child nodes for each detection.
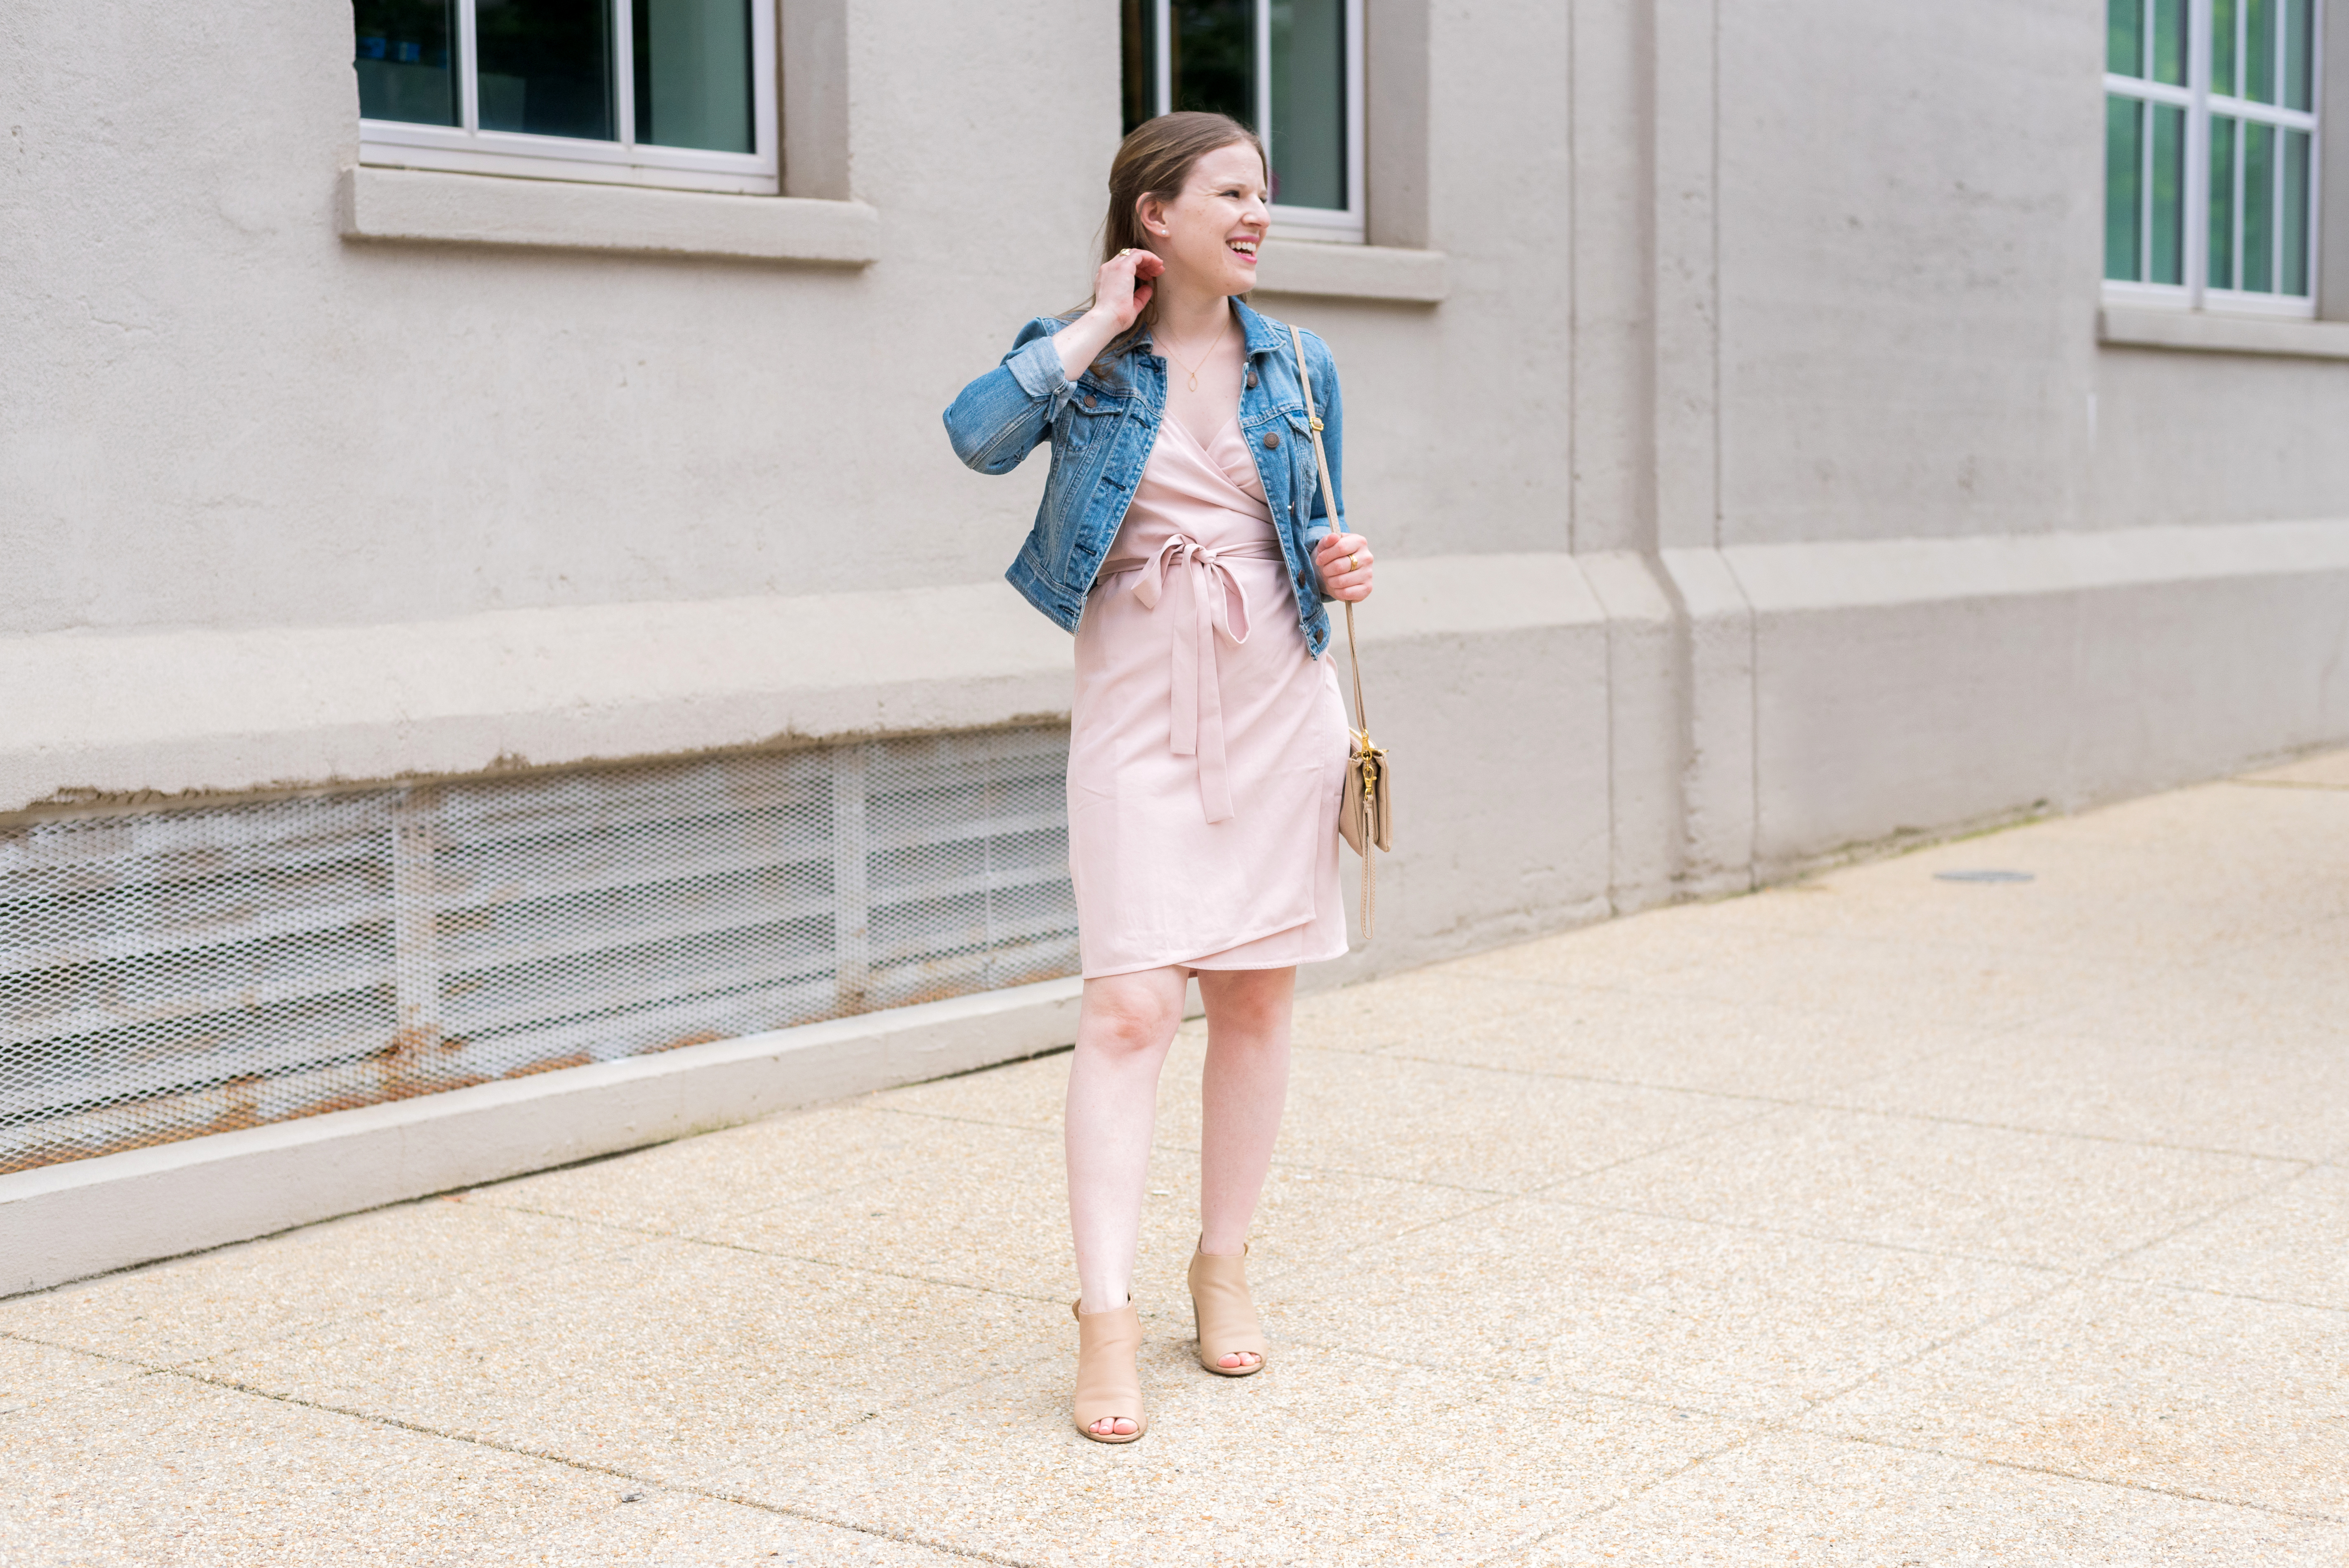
<box><xmin>1099</xmin><ymin>535</ymin><xmax>1287</xmax><ymax>825</ymax></box>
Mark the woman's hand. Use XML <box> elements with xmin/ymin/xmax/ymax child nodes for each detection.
<box><xmin>1092</xmin><ymin>248</ymin><xmax>1163</xmax><ymax>333</ymax></box>
<box><xmin>1055</xmin><ymin>250</ymin><xmax>1166</xmax><ymax>381</ymax></box>
<box><xmin>1314</xmin><ymin>533</ymin><xmax>1375</xmax><ymax>603</ymax></box>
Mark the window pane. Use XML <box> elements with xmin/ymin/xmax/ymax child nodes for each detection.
<box><xmin>2108</xmin><ymin>0</ymin><xmax>2143</xmax><ymax>76</ymax></box>
<box><xmin>632</xmin><ymin>0</ymin><xmax>750</xmax><ymax>151</ymax></box>
<box><xmin>2149</xmin><ymin>103</ymin><xmax>2185</xmax><ymax>283</ymax></box>
<box><xmin>2208</xmin><ymin>115</ymin><xmax>2237</xmax><ymax>289</ymax></box>
<box><xmin>2283</xmin><ymin>0</ymin><xmax>2314</xmax><ymax>109</ymax></box>
<box><xmin>2282</xmin><ymin>128</ymin><xmax>2311</xmax><ymax>294</ymax></box>
<box><xmin>1170</xmin><ymin>0</ymin><xmax>1256</xmax><ymax>127</ymax></box>
<box><xmin>354</xmin><ymin>0</ymin><xmax>458</xmax><ymax>126</ymax></box>
<box><xmin>2246</xmin><ymin>0</ymin><xmax>2275</xmax><ymax>102</ymax></box>
<box><xmin>2150</xmin><ymin>0</ymin><xmax>2186</xmax><ymax>85</ymax></box>
<box><xmin>1120</xmin><ymin>0</ymin><xmax>1158</xmax><ymax>134</ymax></box>
<box><xmin>2105</xmin><ymin>95</ymin><xmax>2143</xmax><ymax>281</ymax></box>
<box><xmin>2243</xmin><ymin>119</ymin><xmax>2275</xmax><ymax>289</ymax></box>
<box><xmin>1271</xmin><ymin>0</ymin><xmax>1345</xmax><ymax>210</ymax></box>
<box><xmin>477</xmin><ymin>0</ymin><xmax>613</xmax><ymax>141</ymax></box>
<box><xmin>2212</xmin><ymin>0</ymin><xmax>2237</xmax><ymax>95</ymax></box>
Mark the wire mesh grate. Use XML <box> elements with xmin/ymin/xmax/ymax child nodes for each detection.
<box><xmin>0</xmin><ymin>727</ymin><xmax>1077</xmax><ymax>1174</ymax></box>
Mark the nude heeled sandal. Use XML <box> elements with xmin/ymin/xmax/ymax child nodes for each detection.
<box><xmin>1188</xmin><ymin>1244</ymin><xmax>1267</xmax><ymax>1377</ymax></box>
<box><xmin>1071</xmin><ymin>1300</ymin><xmax>1148</xmax><ymax>1443</ymax></box>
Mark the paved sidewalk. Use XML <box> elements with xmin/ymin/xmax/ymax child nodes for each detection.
<box><xmin>5</xmin><ymin>752</ymin><xmax>2347</xmax><ymax>1566</ymax></box>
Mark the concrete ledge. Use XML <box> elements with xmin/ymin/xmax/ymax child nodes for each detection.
<box><xmin>0</xmin><ymin>581</ymin><xmax>1078</xmax><ymax>816</ymax></box>
<box><xmin>2099</xmin><ymin>306</ymin><xmax>2349</xmax><ymax>361</ymax></box>
<box><xmin>0</xmin><ymin>976</ymin><xmax>1083</xmax><ymax>1297</ymax></box>
<box><xmin>12</xmin><ymin>532</ymin><xmax>2347</xmax><ymax>823</ymax></box>
<box><xmin>337</xmin><ymin>165</ymin><xmax>881</xmax><ymax>266</ymax></box>
<box><xmin>1250</xmin><ymin>240</ymin><xmax>1448</xmax><ymax>303</ymax></box>
<box><xmin>1722</xmin><ymin>518</ymin><xmax>2349</xmax><ymax>613</ymax></box>
<box><xmin>0</xmin><ymin>554</ymin><xmax>1575</xmax><ymax>817</ymax></box>
<box><xmin>1729</xmin><ymin>520</ymin><xmax>2349</xmax><ymax>872</ymax></box>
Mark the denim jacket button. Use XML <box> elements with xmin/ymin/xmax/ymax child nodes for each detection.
<box><xmin>1083</xmin><ymin>393</ymin><xmax>1097</xmax><ymax>409</ymax></box>
<box><xmin>1262</xmin><ymin>431</ymin><xmax>1280</xmax><ymax>449</ymax></box>
<box><xmin>1245</xmin><ymin>370</ymin><xmax>1258</xmax><ymax>389</ymax></box>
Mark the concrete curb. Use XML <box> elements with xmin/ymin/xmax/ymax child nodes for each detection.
<box><xmin>0</xmin><ymin>977</ymin><xmax>1083</xmax><ymax>1299</ymax></box>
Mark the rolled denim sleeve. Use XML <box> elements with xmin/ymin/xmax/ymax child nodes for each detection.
<box><xmin>1005</xmin><ymin>332</ymin><xmax>1074</xmax><ymax>406</ymax></box>
<box><xmin>941</xmin><ymin>318</ymin><xmax>1077</xmax><ymax>476</ymax></box>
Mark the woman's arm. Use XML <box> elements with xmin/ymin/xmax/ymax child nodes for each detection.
<box><xmin>941</xmin><ymin>323</ymin><xmax>1073</xmax><ymax>475</ymax></box>
<box><xmin>939</xmin><ymin>251</ymin><xmax>1165</xmax><ymax>476</ymax></box>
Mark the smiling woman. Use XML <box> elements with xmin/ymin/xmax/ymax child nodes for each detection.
<box><xmin>940</xmin><ymin>111</ymin><xmax>1378</xmax><ymax>1447</ymax></box>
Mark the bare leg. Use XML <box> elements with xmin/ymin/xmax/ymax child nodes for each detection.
<box><xmin>1193</xmin><ymin>966</ymin><xmax>1295</xmax><ymax>1370</ymax></box>
<box><xmin>1065</xmin><ymin>967</ymin><xmax>1189</xmax><ymax>1438</ymax></box>
<box><xmin>1066</xmin><ymin>968</ymin><xmax>1188</xmax><ymax>1283</ymax></box>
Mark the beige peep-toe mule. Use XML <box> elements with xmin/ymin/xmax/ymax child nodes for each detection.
<box><xmin>1187</xmin><ymin>1244</ymin><xmax>1267</xmax><ymax>1377</ymax></box>
<box><xmin>1071</xmin><ymin>1300</ymin><xmax>1147</xmax><ymax>1443</ymax></box>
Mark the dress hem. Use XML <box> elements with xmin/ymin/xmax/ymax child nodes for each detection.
<box><xmin>1078</xmin><ymin>919</ymin><xmax>1349</xmax><ymax>982</ymax></box>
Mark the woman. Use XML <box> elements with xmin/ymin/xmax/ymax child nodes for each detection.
<box><xmin>943</xmin><ymin>112</ymin><xmax>1375</xmax><ymax>1444</ymax></box>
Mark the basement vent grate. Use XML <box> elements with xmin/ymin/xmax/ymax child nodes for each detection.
<box><xmin>0</xmin><ymin>727</ymin><xmax>1077</xmax><ymax>1175</ymax></box>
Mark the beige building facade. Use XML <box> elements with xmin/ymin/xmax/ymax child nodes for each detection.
<box><xmin>2</xmin><ymin>2</ymin><xmax>2347</xmax><ymax>1273</ymax></box>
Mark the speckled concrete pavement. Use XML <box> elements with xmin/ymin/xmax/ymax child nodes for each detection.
<box><xmin>5</xmin><ymin>751</ymin><xmax>2347</xmax><ymax>1567</ymax></box>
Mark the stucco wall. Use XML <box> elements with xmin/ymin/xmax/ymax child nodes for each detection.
<box><xmin>1</xmin><ymin>1</ymin><xmax>1111</xmax><ymax>637</ymax></box>
<box><xmin>1716</xmin><ymin>0</ymin><xmax>2104</xmax><ymax>547</ymax></box>
<box><xmin>2</xmin><ymin>0</ymin><xmax>2345</xmax><ymax>957</ymax></box>
<box><xmin>2092</xmin><ymin>348</ymin><xmax>2349</xmax><ymax>528</ymax></box>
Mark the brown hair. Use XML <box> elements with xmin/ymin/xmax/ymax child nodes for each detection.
<box><xmin>1080</xmin><ymin>111</ymin><xmax>1267</xmax><ymax>375</ymax></box>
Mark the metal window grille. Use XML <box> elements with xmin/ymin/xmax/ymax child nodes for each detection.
<box><xmin>0</xmin><ymin>726</ymin><xmax>1076</xmax><ymax>1175</ymax></box>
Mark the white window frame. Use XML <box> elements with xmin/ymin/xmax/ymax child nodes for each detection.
<box><xmin>1143</xmin><ymin>0</ymin><xmax>1366</xmax><ymax>244</ymax></box>
<box><xmin>360</xmin><ymin>0</ymin><xmax>778</xmax><ymax>196</ymax></box>
<box><xmin>2104</xmin><ymin>0</ymin><xmax>2323</xmax><ymax>318</ymax></box>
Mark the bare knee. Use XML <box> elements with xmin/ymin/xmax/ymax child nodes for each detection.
<box><xmin>1200</xmin><ymin>970</ymin><xmax>1295</xmax><ymax>1041</ymax></box>
<box><xmin>1079</xmin><ymin>978</ymin><xmax>1184</xmax><ymax>1061</ymax></box>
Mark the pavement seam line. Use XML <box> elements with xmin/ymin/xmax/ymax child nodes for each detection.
<box><xmin>1678</xmin><ymin>1089</ymin><xmax>2319</xmax><ymax>1165</ymax></box>
<box><xmin>407</xmin><ymin>1203</ymin><xmax>1098</xmax><ymax>1309</ymax></box>
<box><xmin>1791</xmin><ymin>1271</ymin><xmax>2088</xmax><ymax>1416</ymax></box>
<box><xmin>148</xmin><ymin>1364</ymin><xmax>1050</xmax><ymax>1568</ymax></box>
<box><xmin>2115</xmin><ymin>1276</ymin><xmax>2349</xmax><ymax>1316</ymax></box>
<box><xmin>1510</xmin><ymin>1425</ymin><xmax>2349</xmax><ymax>1552</ymax></box>
<box><xmin>1816</xmin><ymin>1431</ymin><xmax>2349</xmax><ymax>1526</ymax></box>
<box><xmin>2078</xmin><ymin>1157</ymin><xmax>2323</xmax><ymax>1278</ymax></box>
<box><xmin>1473</xmin><ymin>1424</ymin><xmax>1777</xmax><ymax>1566</ymax></box>
<box><xmin>1521</xmin><ymin>1193</ymin><xmax>2183</xmax><ymax>1275</ymax></box>
<box><xmin>1790</xmin><ymin>1160</ymin><xmax>2338</xmax><ymax>1410</ymax></box>
<box><xmin>1778</xmin><ymin>1102</ymin><xmax>2339</xmax><ymax>1165</ymax></box>
<box><xmin>1217</xmin><ymin>1325</ymin><xmax>1717</xmax><ymax>1416</ymax></box>
<box><xmin>1787</xmin><ymin>1262</ymin><xmax>2349</xmax><ymax>1523</ymax></box>
<box><xmin>1305</xmin><ymin>1041</ymin><xmax>1831</xmax><ymax>1108</ymax></box>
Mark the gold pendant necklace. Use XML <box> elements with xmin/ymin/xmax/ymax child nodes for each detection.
<box><xmin>1159</xmin><ymin>309</ymin><xmax>1232</xmax><ymax>393</ymax></box>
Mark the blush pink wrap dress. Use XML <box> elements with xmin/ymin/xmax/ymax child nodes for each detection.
<box><xmin>1066</xmin><ymin>413</ymin><xmax>1350</xmax><ymax>979</ymax></box>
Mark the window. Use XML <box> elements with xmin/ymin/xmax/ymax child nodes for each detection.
<box><xmin>2105</xmin><ymin>0</ymin><xmax>2323</xmax><ymax>315</ymax></box>
<box><xmin>1120</xmin><ymin>0</ymin><xmax>1365</xmax><ymax>243</ymax></box>
<box><xmin>354</xmin><ymin>0</ymin><xmax>778</xmax><ymax>195</ymax></box>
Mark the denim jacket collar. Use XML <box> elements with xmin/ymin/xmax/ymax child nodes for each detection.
<box><xmin>1125</xmin><ymin>297</ymin><xmax>1294</xmax><ymax>373</ymax></box>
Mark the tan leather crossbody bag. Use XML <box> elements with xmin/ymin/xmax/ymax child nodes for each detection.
<box><xmin>1290</xmin><ymin>324</ymin><xmax>1394</xmax><ymax>936</ymax></box>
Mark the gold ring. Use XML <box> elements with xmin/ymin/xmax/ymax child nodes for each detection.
<box><xmin>1347</xmin><ymin>552</ymin><xmax>1360</xmax><ymax>571</ymax></box>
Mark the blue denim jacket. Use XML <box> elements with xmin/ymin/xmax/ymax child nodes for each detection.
<box><xmin>942</xmin><ymin>297</ymin><xmax>1345</xmax><ymax>659</ymax></box>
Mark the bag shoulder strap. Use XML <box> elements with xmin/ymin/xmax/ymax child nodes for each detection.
<box><xmin>1290</xmin><ymin>324</ymin><xmax>1370</xmax><ymax>739</ymax></box>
